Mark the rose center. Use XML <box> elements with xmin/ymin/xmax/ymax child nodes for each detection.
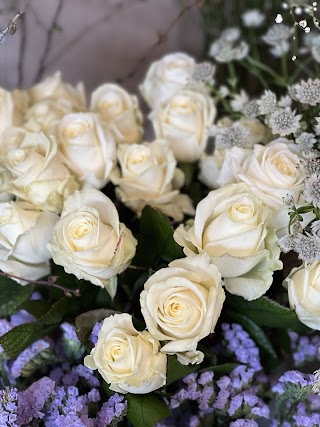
<box><xmin>99</xmin><ymin>93</ymin><xmax>124</xmax><ymax>118</ymax></box>
<box><xmin>63</xmin><ymin>122</ymin><xmax>91</xmax><ymax>139</ymax></box>
<box><xmin>9</xmin><ymin>149</ymin><xmax>27</xmax><ymax>167</ymax></box>
<box><xmin>271</xmin><ymin>154</ymin><xmax>294</xmax><ymax>176</ymax></box>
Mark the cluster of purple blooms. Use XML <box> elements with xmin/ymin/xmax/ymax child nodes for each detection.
<box><xmin>0</xmin><ymin>316</ymin><xmax>127</xmax><ymax>426</ymax></box>
<box><xmin>289</xmin><ymin>331</ymin><xmax>320</xmax><ymax>367</ymax></box>
<box><xmin>1</xmin><ymin>311</ymin><xmax>320</xmax><ymax>426</ymax></box>
<box><xmin>158</xmin><ymin>323</ymin><xmax>320</xmax><ymax>427</ymax></box>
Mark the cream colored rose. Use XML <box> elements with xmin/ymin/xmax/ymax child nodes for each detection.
<box><xmin>140</xmin><ymin>52</ymin><xmax>196</xmax><ymax>110</ymax></box>
<box><xmin>0</xmin><ymin>201</ymin><xmax>58</xmax><ymax>284</ymax></box>
<box><xmin>28</xmin><ymin>72</ymin><xmax>86</xmax><ymax>111</ymax></box>
<box><xmin>3</xmin><ymin>132</ymin><xmax>79</xmax><ymax>213</ymax></box>
<box><xmin>57</xmin><ymin>113</ymin><xmax>116</xmax><ymax>188</ymax></box>
<box><xmin>90</xmin><ymin>84</ymin><xmax>143</xmax><ymax>145</ymax></box>
<box><xmin>152</xmin><ymin>89</ymin><xmax>216</xmax><ymax>162</ymax></box>
<box><xmin>110</xmin><ymin>139</ymin><xmax>194</xmax><ymax>221</ymax></box>
<box><xmin>140</xmin><ymin>254</ymin><xmax>225</xmax><ymax>365</ymax></box>
<box><xmin>284</xmin><ymin>262</ymin><xmax>320</xmax><ymax>330</ymax></box>
<box><xmin>198</xmin><ymin>146</ymin><xmax>250</xmax><ymax>189</ymax></box>
<box><xmin>0</xmin><ymin>88</ymin><xmax>24</xmax><ymax>136</ymax></box>
<box><xmin>84</xmin><ymin>313</ymin><xmax>167</xmax><ymax>394</ymax></box>
<box><xmin>232</xmin><ymin>139</ymin><xmax>305</xmax><ymax>232</ymax></box>
<box><xmin>24</xmin><ymin>99</ymin><xmax>72</xmax><ymax>134</ymax></box>
<box><xmin>47</xmin><ymin>188</ymin><xmax>137</xmax><ymax>297</ymax></box>
<box><xmin>174</xmin><ymin>183</ymin><xmax>282</xmax><ymax>300</ymax></box>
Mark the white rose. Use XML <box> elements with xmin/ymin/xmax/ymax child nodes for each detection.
<box><xmin>47</xmin><ymin>188</ymin><xmax>137</xmax><ymax>297</ymax></box>
<box><xmin>0</xmin><ymin>201</ymin><xmax>58</xmax><ymax>284</ymax></box>
<box><xmin>198</xmin><ymin>146</ymin><xmax>250</xmax><ymax>189</ymax></box>
<box><xmin>57</xmin><ymin>113</ymin><xmax>116</xmax><ymax>188</ymax></box>
<box><xmin>284</xmin><ymin>262</ymin><xmax>320</xmax><ymax>330</ymax></box>
<box><xmin>28</xmin><ymin>72</ymin><xmax>86</xmax><ymax>111</ymax></box>
<box><xmin>140</xmin><ymin>52</ymin><xmax>196</xmax><ymax>110</ymax></box>
<box><xmin>84</xmin><ymin>313</ymin><xmax>167</xmax><ymax>393</ymax></box>
<box><xmin>152</xmin><ymin>89</ymin><xmax>216</xmax><ymax>162</ymax></box>
<box><xmin>24</xmin><ymin>99</ymin><xmax>72</xmax><ymax>134</ymax></box>
<box><xmin>238</xmin><ymin>118</ymin><xmax>271</xmax><ymax>145</ymax></box>
<box><xmin>3</xmin><ymin>132</ymin><xmax>79</xmax><ymax>213</ymax></box>
<box><xmin>0</xmin><ymin>88</ymin><xmax>23</xmax><ymax>136</ymax></box>
<box><xmin>110</xmin><ymin>139</ymin><xmax>194</xmax><ymax>221</ymax></box>
<box><xmin>90</xmin><ymin>84</ymin><xmax>143</xmax><ymax>145</ymax></box>
<box><xmin>140</xmin><ymin>254</ymin><xmax>225</xmax><ymax>365</ymax></box>
<box><xmin>232</xmin><ymin>139</ymin><xmax>305</xmax><ymax>232</ymax></box>
<box><xmin>174</xmin><ymin>183</ymin><xmax>282</xmax><ymax>300</ymax></box>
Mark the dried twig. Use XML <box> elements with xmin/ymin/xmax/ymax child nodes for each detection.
<box><xmin>0</xmin><ymin>270</ymin><xmax>80</xmax><ymax>297</ymax></box>
<box><xmin>33</xmin><ymin>0</ymin><xmax>64</xmax><ymax>83</ymax></box>
<box><xmin>116</xmin><ymin>0</ymin><xmax>203</xmax><ymax>84</ymax></box>
<box><xmin>0</xmin><ymin>11</ymin><xmax>24</xmax><ymax>44</ymax></box>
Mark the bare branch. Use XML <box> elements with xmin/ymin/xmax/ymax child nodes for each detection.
<box><xmin>33</xmin><ymin>0</ymin><xmax>64</xmax><ymax>83</ymax></box>
<box><xmin>0</xmin><ymin>270</ymin><xmax>81</xmax><ymax>297</ymax></box>
<box><xmin>0</xmin><ymin>11</ymin><xmax>24</xmax><ymax>44</ymax></box>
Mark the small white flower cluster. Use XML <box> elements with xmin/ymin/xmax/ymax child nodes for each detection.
<box><xmin>209</xmin><ymin>28</ymin><xmax>249</xmax><ymax>63</ymax></box>
<box><xmin>262</xmin><ymin>24</ymin><xmax>294</xmax><ymax>57</ymax></box>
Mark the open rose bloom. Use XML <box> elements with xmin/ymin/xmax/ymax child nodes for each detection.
<box><xmin>175</xmin><ymin>183</ymin><xmax>282</xmax><ymax>300</ymax></box>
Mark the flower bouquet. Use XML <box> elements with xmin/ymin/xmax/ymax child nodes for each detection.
<box><xmin>2</xmin><ymin>3</ymin><xmax>320</xmax><ymax>426</ymax></box>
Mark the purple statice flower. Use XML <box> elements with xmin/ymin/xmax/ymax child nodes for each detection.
<box><xmin>10</xmin><ymin>310</ymin><xmax>35</xmax><ymax>326</ymax></box>
<box><xmin>0</xmin><ymin>318</ymin><xmax>12</xmax><ymax>353</ymax></box>
<box><xmin>17</xmin><ymin>377</ymin><xmax>55</xmax><ymax>425</ymax></box>
<box><xmin>230</xmin><ymin>419</ymin><xmax>258</xmax><ymax>427</ymax></box>
<box><xmin>222</xmin><ymin>323</ymin><xmax>262</xmax><ymax>372</ymax></box>
<box><xmin>272</xmin><ymin>370</ymin><xmax>314</xmax><ymax>395</ymax></box>
<box><xmin>11</xmin><ymin>339</ymin><xmax>50</xmax><ymax>378</ymax></box>
<box><xmin>0</xmin><ymin>387</ymin><xmax>18</xmax><ymax>426</ymax></box>
<box><xmin>74</xmin><ymin>364</ymin><xmax>100</xmax><ymax>388</ymax></box>
<box><xmin>289</xmin><ymin>332</ymin><xmax>320</xmax><ymax>367</ymax></box>
<box><xmin>170</xmin><ymin>371</ymin><xmax>215</xmax><ymax>412</ymax></box>
<box><xmin>188</xmin><ymin>415</ymin><xmax>200</xmax><ymax>427</ymax></box>
<box><xmin>90</xmin><ymin>321</ymin><xmax>103</xmax><ymax>345</ymax></box>
<box><xmin>44</xmin><ymin>385</ymin><xmax>99</xmax><ymax>427</ymax></box>
<box><xmin>214</xmin><ymin>365</ymin><xmax>269</xmax><ymax>421</ymax></box>
<box><xmin>60</xmin><ymin>322</ymin><xmax>84</xmax><ymax>361</ymax></box>
<box><xmin>60</xmin><ymin>322</ymin><xmax>79</xmax><ymax>341</ymax></box>
<box><xmin>96</xmin><ymin>393</ymin><xmax>127</xmax><ymax>427</ymax></box>
<box><xmin>293</xmin><ymin>413</ymin><xmax>320</xmax><ymax>426</ymax></box>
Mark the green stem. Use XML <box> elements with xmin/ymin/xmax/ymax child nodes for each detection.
<box><xmin>246</xmin><ymin>56</ymin><xmax>285</xmax><ymax>86</ymax></box>
<box><xmin>281</xmin><ymin>54</ymin><xmax>288</xmax><ymax>83</ymax></box>
<box><xmin>227</xmin><ymin>61</ymin><xmax>238</xmax><ymax>92</ymax></box>
<box><xmin>249</xmin><ymin>27</ymin><xmax>260</xmax><ymax>61</ymax></box>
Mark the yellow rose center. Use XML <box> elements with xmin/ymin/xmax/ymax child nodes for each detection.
<box><xmin>170</xmin><ymin>95</ymin><xmax>194</xmax><ymax>115</ymax></box>
<box><xmin>63</xmin><ymin>121</ymin><xmax>91</xmax><ymax>139</ymax></box>
<box><xmin>271</xmin><ymin>154</ymin><xmax>295</xmax><ymax>176</ymax></box>
<box><xmin>98</xmin><ymin>93</ymin><xmax>124</xmax><ymax>119</ymax></box>
<box><xmin>227</xmin><ymin>197</ymin><xmax>255</xmax><ymax>222</ymax></box>
<box><xmin>0</xmin><ymin>208</ymin><xmax>11</xmax><ymax>225</ymax></box>
<box><xmin>69</xmin><ymin>219</ymin><xmax>93</xmax><ymax>239</ymax></box>
<box><xmin>9</xmin><ymin>149</ymin><xmax>27</xmax><ymax>166</ymax></box>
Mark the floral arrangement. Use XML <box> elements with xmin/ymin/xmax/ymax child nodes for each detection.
<box><xmin>3</xmin><ymin>3</ymin><xmax>320</xmax><ymax>426</ymax></box>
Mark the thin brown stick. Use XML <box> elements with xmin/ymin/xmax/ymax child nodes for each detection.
<box><xmin>33</xmin><ymin>0</ymin><xmax>64</xmax><ymax>83</ymax></box>
<box><xmin>0</xmin><ymin>270</ymin><xmax>80</xmax><ymax>297</ymax></box>
<box><xmin>17</xmin><ymin>11</ymin><xmax>27</xmax><ymax>87</ymax></box>
<box><xmin>116</xmin><ymin>0</ymin><xmax>203</xmax><ymax>84</ymax></box>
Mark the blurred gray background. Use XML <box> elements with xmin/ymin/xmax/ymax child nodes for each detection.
<box><xmin>0</xmin><ymin>0</ymin><xmax>204</xmax><ymax>93</ymax></box>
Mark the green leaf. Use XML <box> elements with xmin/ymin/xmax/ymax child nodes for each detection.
<box><xmin>0</xmin><ymin>297</ymin><xmax>68</xmax><ymax>359</ymax></box>
<box><xmin>126</xmin><ymin>393</ymin><xmax>171</xmax><ymax>427</ymax></box>
<box><xmin>134</xmin><ymin>206</ymin><xmax>183</xmax><ymax>266</ymax></box>
<box><xmin>18</xmin><ymin>300</ymin><xmax>52</xmax><ymax>319</ymax></box>
<box><xmin>75</xmin><ymin>308</ymin><xmax>119</xmax><ymax>345</ymax></box>
<box><xmin>226</xmin><ymin>294</ymin><xmax>307</xmax><ymax>332</ymax></box>
<box><xmin>210</xmin><ymin>363</ymin><xmax>239</xmax><ymax>375</ymax></box>
<box><xmin>226</xmin><ymin>311</ymin><xmax>277</xmax><ymax>360</ymax></box>
<box><xmin>166</xmin><ymin>355</ymin><xmax>199</xmax><ymax>386</ymax></box>
<box><xmin>0</xmin><ymin>276</ymin><xmax>33</xmax><ymax>317</ymax></box>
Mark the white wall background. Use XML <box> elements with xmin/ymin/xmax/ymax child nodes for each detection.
<box><xmin>0</xmin><ymin>0</ymin><xmax>204</xmax><ymax>94</ymax></box>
